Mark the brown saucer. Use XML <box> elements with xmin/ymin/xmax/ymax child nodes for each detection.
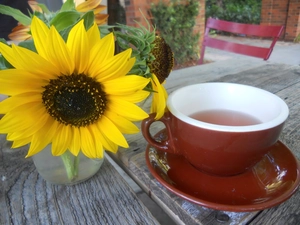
<box><xmin>145</xmin><ymin>129</ymin><xmax>300</xmax><ymax>212</ymax></box>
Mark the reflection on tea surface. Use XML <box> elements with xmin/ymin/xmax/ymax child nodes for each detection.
<box><xmin>189</xmin><ymin>109</ymin><xmax>261</xmax><ymax>126</ymax></box>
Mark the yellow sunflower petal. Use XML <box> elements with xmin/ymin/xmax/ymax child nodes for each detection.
<box><xmin>31</xmin><ymin>16</ymin><xmax>51</xmax><ymax>59</ymax></box>
<box><xmin>79</xmin><ymin>127</ymin><xmax>94</xmax><ymax>158</ymax></box>
<box><xmin>11</xmin><ymin>136</ymin><xmax>32</xmax><ymax>148</ymax></box>
<box><xmin>0</xmin><ymin>92</ymin><xmax>41</xmax><ymax>114</ymax></box>
<box><xmin>111</xmin><ymin>90</ymin><xmax>150</xmax><ymax>103</ymax></box>
<box><xmin>26</xmin><ymin>117</ymin><xmax>59</xmax><ymax>157</ymax></box>
<box><xmin>94</xmin><ymin>123</ymin><xmax>118</xmax><ymax>153</ymax></box>
<box><xmin>69</xmin><ymin>127</ymin><xmax>81</xmax><ymax>156</ymax></box>
<box><xmin>0</xmin><ymin>42</ymin><xmax>57</xmax><ymax>77</ymax></box>
<box><xmin>103</xmin><ymin>75</ymin><xmax>149</xmax><ymax>95</ymax></box>
<box><xmin>80</xmin><ymin>126</ymin><xmax>104</xmax><ymax>158</ymax></box>
<box><xmin>67</xmin><ymin>20</ymin><xmax>89</xmax><ymax>74</ymax></box>
<box><xmin>46</xmin><ymin>26</ymin><xmax>75</xmax><ymax>75</ymax></box>
<box><xmin>0</xmin><ymin>70</ymin><xmax>45</xmax><ymax>96</ymax></box>
<box><xmin>87</xmin><ymin>22</ymin><xmax>101</xmax><ymax>48</ymax></box>
<box><xmin>0</xmin><ymin>42</ymin><xmax>18</xmax><ymax>66</ymax></box>
<box><xmin>87</xmin><ymin>33</ymin><xmax>115</xmax><ymax>77</ymax></box>
<box><xmin>88</xmin><ymin>125</ymin><xmax>104</xmax><ymax>158</ymax></box>
<box><xmin>151</xmin><ymin>74</ymin><xmax>168</xmax><ymax>119</ymax></box>
<box><xmin>108</xmin><ymin>97</ymin><xmax>149</xmax><ymax>121</ymax></box>
<box><xmin>6</xmin><ymin>106</ymin><xmax>48</xmax><ymax>140</ymax></box>
<box><xmin>105</xmin><ymin>111</ymin><xmax>140</xmax><ymax>134</ymax></box>
<box><xmin>93</xmin><ymin>48</ymin><xmax>134</xmax><ymax>81</ymax></box>
<box><xmin>51</xmin><ymin>124</ymin><xmax>72</xmax><ymax>156</ymax></box>
<box><xmin>0</xmin><ymin>102</ymin><xmax>44</xmax><ymax>133</ymax></box>
<box><xmin>11</xmin><ymin>44</ymin><xmax>59</xmax><ymax>77</ymax></box>
<box><xmin>98</xmin><ymin>115</ymin><xmax>129</xmax><ymax>148</ymax></box>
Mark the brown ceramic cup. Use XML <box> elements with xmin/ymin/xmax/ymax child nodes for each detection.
<box><xmin>142</xmin><ymin>83</ymin><xmax>289</xmax><ymax>176</ymax></box>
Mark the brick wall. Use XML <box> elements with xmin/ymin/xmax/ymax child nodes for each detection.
<box><xmin>126</xmin><ymin>0</ymin><xmax>300</xmax><ymax>44</ymax></box>
<box><xmin>261</xmin><ymin>0</ymin><xmax>300</xmax><ymax>41</ymax></box>
<box><xmin>286</xmin><ymin>0</ymin><xmax>300</xmax><ymax>41</ymax></box>
<box><xmin>125</xmin><ymin>0</ymin><xmax>152</xmax><ymax>28</ymax></box>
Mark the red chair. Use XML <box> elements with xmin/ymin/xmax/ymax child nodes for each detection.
<box><xmin>198</xmin><ymin>18</ymin><xmax>284</xmax><ymax>65</ymax></box>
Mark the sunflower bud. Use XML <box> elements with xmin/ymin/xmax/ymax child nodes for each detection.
<box><xmin>148</xmin><ymin>36</ymin><xmax>174</xmax><ymax>84</ymax></box>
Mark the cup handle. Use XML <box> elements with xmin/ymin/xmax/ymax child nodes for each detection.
<box><xmin>141</xmin><ymin>112</ymin><xmax>180</xmax><ymax>155</ymax></box>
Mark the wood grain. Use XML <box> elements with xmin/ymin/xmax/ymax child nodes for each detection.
<box><xmin>0</xmin><ymin>135</ymin><xmax>160</xmax><ymax>225</ymax></box>
<box><xmin>109</xmin><ymin>61</ymin><xmax>300</xmax><ymax>225</ymax></box>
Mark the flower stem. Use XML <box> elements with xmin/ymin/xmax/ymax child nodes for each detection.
<box><xmin>60</xmin><ymin>151</ymin><xmax>79</xmax><ymax>182</ymax></box>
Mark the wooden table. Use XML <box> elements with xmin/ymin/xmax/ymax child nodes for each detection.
<box><xmin>0</xmin><ymin>135</ymin><xmax>160</xmax><ymax>224</ymax></box>
<box><xmin>109</xmin><ymin>58</ymin><xmax>300</xmax><ymax>225</ymax></box>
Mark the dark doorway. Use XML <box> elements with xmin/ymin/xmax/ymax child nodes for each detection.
<box><xmin>108</xmin><ymin>0</ymin><xmax>126</xmax><ymax>25</ymax></box>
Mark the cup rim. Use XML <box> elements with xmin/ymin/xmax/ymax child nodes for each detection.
<box><xmin>167</xmin><ymin>82</ymin><xmax>289</xmax><ymax>132</ymax></box>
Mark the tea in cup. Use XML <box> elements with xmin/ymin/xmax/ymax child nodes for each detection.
<box><xmin>142</xmin><ymin>83</ymin><xmax>289</xmax><ymax>176</ymax></box>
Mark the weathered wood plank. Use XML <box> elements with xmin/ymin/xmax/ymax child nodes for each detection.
<box><xmin>165</xmin><ymin>58</ymin><xmax>267</xmax><ymax>93</ymax></box>
<box><xmin>109</xmin><ymin>61</ymin><xmax>300</xmax><ymax>225</ymax></box>
<box><xmin>213</xmin><ymin>63</ymin><xmax>300</xmax><ymax>94</ymax></box>
<box><xmin>110</xmin><ymin>138</ymin><xmax>260</xmax><ymax>225</ymax></box>
<box><xmin>0</xmin><ymin>135</ymin><xmax>160</xmax><ymax>225</ymax></box>
<box><xmin>276</xmin><ymin>82</ymin><xmax>300</xmax><ymax>158</ymax></box>
<box><xmin>249</xmin><ymin>190</ymin><xmax>300</xmax><ymax>225</ymax></box>
<box><xmin>246</xmin><ymin>81</ymin><xmax>300</xmax><ymax>225</ymax></box>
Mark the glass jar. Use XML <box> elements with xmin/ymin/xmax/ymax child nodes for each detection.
<box><xmin>32</xmin><ymin>144</ymin><xmax>104</xmax><ymax>185</ymax></box>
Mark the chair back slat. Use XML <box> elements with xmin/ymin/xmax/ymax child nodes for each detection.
<box><xmin>206</xmin><ymin>18</ymin><xmax>284</xmax><ymax>37</ymax></box>
<box><xmin>199</xmin><ymin>18</ymin><xmax>284</xmax><ymax>64</ymax></box>
<box><xmin>205</xmin><ymin>36</ymin><xmax>271</xmax><ymax>58</ymax></box>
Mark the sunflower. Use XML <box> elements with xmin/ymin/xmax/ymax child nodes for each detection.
<box><xmin>8</xmin><ymin>24</ymin><xmax>32</xmax><ymax>41</ymax></box>
<box><xmin>148</xmin><ymin>36</ymin><xmax>174</xmax><ymax>119</ymax></box>
<box><xmin>0</xmin><ymin>16</ymin><xmax>150</xmax><ymax>158</ymax></box>
<box><xmin>112</xmin><ymin>25</ymin><xmax>174</xmax><ymax>120</ymax></box>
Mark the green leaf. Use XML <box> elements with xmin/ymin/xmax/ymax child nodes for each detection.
<box><xmin>56</xmin><ymin>11</ymin><xmax>95</xmax><ymax>41</ymax></box>
<box><xmin>61</xmin><ymin>0</ymin><xmax>76</xmax><ymax>11</ymax></box>
<box><xmin>0</xmin><ymin>55</ymin><xmax>13</xmax><ymax>70</ymax></box>
<box><xmin>32</xmin><ymin>11</ymin><xmax>47</xmax><ymax>23</ymax></box>
<box><xmin>50</xmin><ymin>11</ymin><xmax>80</xmax><ymax>32</ymax></box>
<box><xmin>59</xmin><ymin>26</ymin><xmax>73</xmax><ymax>41</ymax></box>
<box><xmin>0</xmin><ymin>38</ymin><xmax>8</xmax><ymax>45</ymax></box>
<box><xmin>0</xmin><ymin>4</ymin><xmax>31</xmax><ymax>26</ymax></box>
<box><xmin>18</xmin><ymin>40</ymin><xmax>36</xmax><ymax>53</ymax></box>
<box><xmin>0</xmin><ymin>56</ymin><xmax>8</xmax><ymax>70</ymax></box>
<box><xmin>99</xmin><ymin>26</ymin><xmax>111</xmax><ymax>37</ymax></box>
<box><xmin>81</xmin><ymin>11</ymin><xmax>95</xmax><ymax>30</ymax></box>
<box><xmin>37</xmin><ymin>3</ymin><xmax>51</xmax><ymax>14</ymax></box>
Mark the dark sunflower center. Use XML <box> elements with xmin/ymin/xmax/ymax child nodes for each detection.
<box><xmin>42</xmin><ymin>74</ymin><xmax>107</xmax><ymax>127</ymax></box>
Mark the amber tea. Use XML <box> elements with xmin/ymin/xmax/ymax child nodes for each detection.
<box><xmin>189</xmin><ymin>109</ymin><xmax>261</xmax><ymax>126</ymax></box>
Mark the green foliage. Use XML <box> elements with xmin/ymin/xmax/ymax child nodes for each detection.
<box><xmin>0</xmin><ymin>5</ymin><xmax>32</xmax><ymax>25</ymax></box>
<box><xmin>113</xmin><ymin>23</ymin><xmax>156</xmax><ymax>77</ymax></box>
<box><xmin>206</xmin><ymin>0</ymin><xmax>261</xmax><ymax>24</ymax></box>
<box><xmin>150</xmin><ymin>0</ymin><xmax>200</xmax><ymax>65</ymax></box>
<box><xmin>0</xmin><ymin>39</ymin><xmax>13</xmax><ymax>70</ymax></box>
<box><xmin>294</xmin><ymin>34</ymin><xmax>300</xmax><ymax>43</ymax></box>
